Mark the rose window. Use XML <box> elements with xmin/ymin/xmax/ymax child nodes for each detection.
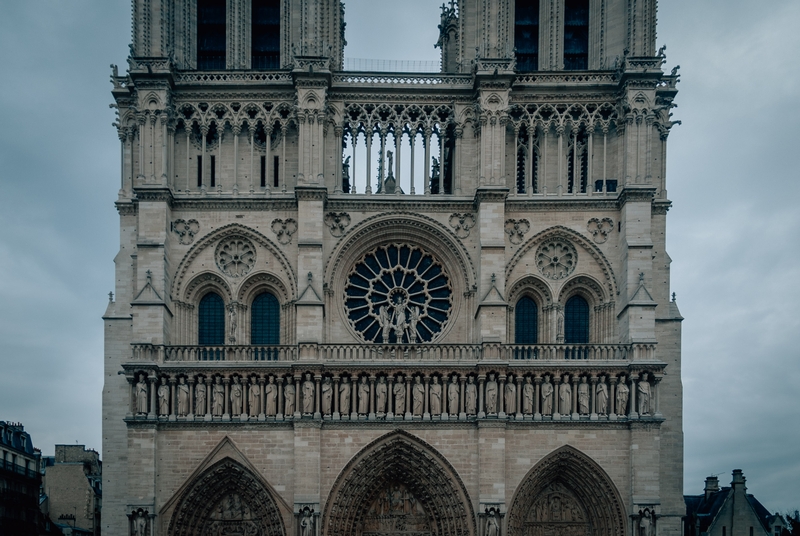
<box><xmin>536</xmin><ymin>239</ymin><xmax>577</xmax><ymax>280</ymax></box>
<box><xmin>345</xmin><ymin>244</ymin><xmax>452</xmax><ymax>344</ymax></box>
<box><xmin>215</xmin><ymin>237</ymin><xmax>256</xmax><ymax>277</ymax></box>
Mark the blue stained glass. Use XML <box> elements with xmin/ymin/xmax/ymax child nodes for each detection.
<box><xmin>251</xmin><ymin>293</ymin><xmax>280</xmax><ymax>345</ymax></box>
<box><xmin>199</xmin><ymin>292</ymin><xmax>225</xmax><ymax>345</ymax></box>
<box><xmin>565</xmin><ymin>295</ymin><xmax>590</xmax><ymax>344</ymax></box>
<box><xmin>515</xmin><ymin>297</ymin><xmax>538</xmax><ymax>344</ymax></box>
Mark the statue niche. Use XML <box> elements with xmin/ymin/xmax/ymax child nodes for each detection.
<box><xmin>525</xmin><ymin>484</ymin><xmax>589</xmax><ymax>536</ymax></box>
<box><xmin>362</xmin><ymin>482</ymin><xmax>431</xmax><ymax>536</ymax></box>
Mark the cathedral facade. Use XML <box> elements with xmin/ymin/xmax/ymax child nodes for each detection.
<box><xmin>103</xmin><ymin>1</ymin><xmax>683</xmax><ymax>535</ymax></box>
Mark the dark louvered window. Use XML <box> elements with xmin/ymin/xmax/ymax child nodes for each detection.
<box><xmin>251</xmin><ymin>293</ymin><xmax>280</xmax><ymax>345</ymax></box>
<box><xmin>515</xmin><ymin>0</ymin><xmax>540</xmax><ymax>71</ymax></box>
<box><xmin>564</xmin><ymin>295</ymin><xmax>589</xmax><ymax>344</ymax></box>
<box><xmin>197</xmin><ymin>0</ymin><xmax>226</xmax><ymax>70</ymax></box>
<box><xmin>515</xmin><ymin>297</ymin><xmax>538</xmax><ymax>344</ymax></box>
<box><xmin>252</xmin><ymin>0</ymin><xmax>280</xmax><ymax>69</ymax></box>
<box><xmin>564</xmin><ymin>0</ymin><xmax>589</xmax><ymax>70</ymax></box>
<box><xmin>198</xmin><ymin>292</ymin><xmax>225</xmax><ymax>345</ymax></box>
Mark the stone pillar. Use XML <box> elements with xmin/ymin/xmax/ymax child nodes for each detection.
<box><xmin>571</xmin><ymin>376</ymin><xmax>579</xmax><ymax>420</ymax></box>
<box><xmin>534</xmin><ymin>375</ymin><xmax>542</xmax><ymax>421</ymax></box>
<box><xmin>478</xmin><ymin>375</ymin><xmax>486</xmax><ymax>418</ymax></box>
<box><xmin>369</xmin><ymin>375</ymin><xmax>376</xmax><ymax>421</ymax></box>
<box><xmin>423</xmin><ymin>375</ymin><xmax>431</xmax><ymax>421</ymax></box>
<box><xmin>333</xmin><ymin>377</ymin><xmax>340</xmax><ymax>419</ymax></box>
<box><xmin>169</xmin><ymin>378</ymin><xmax>177</xmax><ymax>421</ymax></box>
<box><xmin>147</xmin><ymin>376</ymin><xmax>157</xmax><ymax>419</ymax></box>
<box><xmin>609</xmin><ymin>376</ymin><xmax>617</xmax><ymax>421</ymax></box>
<box><xmin>552</xmin><ymin>375</ymin><xmax>561</xmax><ymax>420</ymax></box>
<box><xmin>630</xmin><ymin>375</ymin><xmax>639</xmax><ymax>419</ymax></box>
<box><xmin>590</xmin><ymin>375</ymin><xmax>599</xmax><ymax>421</ymax></box>
<box><xmin>459</xmin><ymin>376</ymin><xmax>467</xmax><ymax>421</ymax></box>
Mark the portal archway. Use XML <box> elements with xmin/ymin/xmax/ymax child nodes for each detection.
<box><xmin>323</xmin><ymin>430</ymin><xmax>476</xmax><ymax>536</ymax></box>
<box><xmin>507</xmin><ymin>446</ymin><xmax>626</xmax><ymax>536</ymax></box>
<box><xmin>167</xmin><ymin>457</ymin><xmax>287</xmax><ymax>536</ymax></box>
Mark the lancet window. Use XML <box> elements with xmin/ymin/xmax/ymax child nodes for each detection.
<box><xmin>567</xmin><ymin>127</ymin><xmax>588</xmax><ymax>193</ymax></box>
<box><xmin>197</xmin><ymin>0</ymin><xmax>227</xmax><ymax>70</ymax></box>
<box><xmin>252</xmin><ymin>0</ymin><xmax>280</xmax><ymax>69</ymax></box>
<box><xmin>515</xmin><ymin>0</ymin><xmax>540</xmax><ymax>71</ymax></box>
<box><xmin>515</xmin><ymin>124</ymin><xmax>539</xmax><ymax>194</ymax></box>
<box><xmin>515</xmin><ymin>296</ymin><xmax>539</xmax><ymax>344</ymax></box>
<box><xmin>251</xmin><ymin>293</ymin><xmax>280</xmax><ymax>345</ymax></box>
<box><xmin>564</xmin><ymin>295</ymin><xmax>589</xmax><ymax>344</ymax></box>
<box><xmin>563</xmin><ymin>0</ymin><xmax>589</xmax><ymax>70</ymax></box>
<box><xmin>198</xmin><ymin>292</ymin><xmax>225</xmax><ymax>346</ymax></box>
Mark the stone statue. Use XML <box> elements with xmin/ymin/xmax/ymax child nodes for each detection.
<box><xmin>578</xmin><ymin>377</ymin><xmax>590</xmax><ymax>414</ymax></box>
<box><xmin>541</xmin><ymin>375</ymin><xmax>553</xmax><ymax>415</ymax></box>
<box><xmin>177</xmin><ymin>377</ymin><xmax>190</xmax><ymax>416</ymax></box>
<box><xmin>136</xmin><ymin>374</ymin><xmax>148</xmax><ymax>414</ymax></box>
<box><xmin>429</xmin><ymin>376</ymin><xmax>442</xmax><ymax>415</ymax></box>
<box><xmin>638</xmin><ymin>509</ymin><xmax>654</xmax><ymax>536</ymax></box>
<box><xmin>230</xmin><ymin>376</ymin><xmax>243</xmax><ymax>416</ymax></box>
<box><xmin>393</xmin><ymin>298</ymin><xmax>408</xmax><ymax>342</ymax></box>
<box><xmin>393</xmin><ymin>376</ymin><xmax>405</xmax><ymax>414</ymax></box>
<box><xmin>559</xmin><ymin>377</ymin><xmax>572</xmax><ymax>415</ymax></box>
<box><xmin>321</xmin><ymin>377</ymin><xmax>333</xmax><ymax>415</ymax></box>
<box><xmin>302</xmin><ymin>373</ymin><xmax>315</xmax><ymax>414</ymax></box>
<box><xmin>248</xmin><ymin>376</ymin><xmax>260</xmax><ymax>415</ymax></box>
<box><xmin>284</xmin><ymin>377</ymin><xmax>295</xmax><ymax>415</ymax></box>
<box><xmin>616</xmin><ymin>376</ymin><xmax>629</xmax><ymax>416</ymax></box>
<box><xmin>431</xmin><ymin>157</ymin><xmax>440</xmax><ymax>184</ymax></box>
<box><xmin>448</xmin><ymin>376</ymin><xmax>459</xmax><ymax>414</ymax></box>
<box><xmin>378</xmin><ymin>305</ymin><xmax>392</xmax><ymax>343</ymax></box>
<box><xmin>412</xmin><ymin>376</ymin><xmax>424</xmax><ymax>415</ymax></box>
<box><xmin>465</xmin><ymin>376</ymin><xmax>477</xmax><ymax>415</ymax></box>
<box><xmin>358</xmin><ymin>376</ymin><xmax>370</xmax><ymax>414</ymax></box>
<box><xmin>408</xmin><ymin>306</ymin><xmax>420</xmax><ymax>343</ymax></box>
<box><xmin>638</xmin><ymin>373</ymin><xmax>651</xmax><ymax>415</ymax></box>
<box><xmin>265</xmin><ymin>376</ymin><xmax>277</xmax><ymax>415</ymax></box>
<box><xmin>212</xmin><ymin>376</ymin><xmax>224</xmax><ymax>416</ymax></box>
<box><xmin>523</xmin><ymin>377</ymin><xmax>534</xmax><ymax>414</ymax></box>
<box><xmin>596</xmin><ymin>378</ymin><xmax>608</xmax><ymax>415</ymax></box>
<box><xmin>158</xmin><ymin>377</ymin><xmax>169</xmax><ymax>416</ymax></box>
<box><xmin>505</xmin><ymin>377</ymin><xmax>517</xmax><ymax>414</ymax></box>
<box><xmin>486</xmin><ymin>509</ymin><xmax>500</xmax><ymax>536</ymax></box>
<box><xmin>132</xmin><ymin>510</ymin><xmax>147</xmax><ymax>536</ymax></box>
<box><xmin>342</xmin><ymin>156</ymin><xmax>351</xmax><ymax>191</ymax></box>
<box><xmin>485</xmin><ymin>373</ymin><xmax>498</xmax><ymax>414</ymax></box>
<box><xmin>228</xmin><ymin>305</ymin><xmax>237</xmax><ymax>341</ymax></box>
<box><xmin>339</xmin><ymin>377</ymin><xmax>351</xmax><ymax>414</ymax></box>
<box><xmin>375</xmin><ymin>376</ymin><xmax>387</xmax><ymax>414</ymax></box>
<box><xmin>195</xmin><ymin>380</ymin><xmax>206</xmax><ymax>415</ymax></box>
<box><xmin>300</xmin><ymin>508</ymin><xmax>314</xmax><ymax>536</ymax></box>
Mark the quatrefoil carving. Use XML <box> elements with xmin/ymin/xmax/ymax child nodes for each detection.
<box><xmin>504</xmin><ymin>219</ymin><xmax>530</xmax><ymax>245</ymax></box>
<box><xmin>172</xmin><ymin>219</ymin><xmax>199</xmax><ymax>245</ymax></box>
<box><xmin>449</xmin><ymin>213</ymin><xmax>475</xmax><ymax>238</ymax></box>
<box><xmin>324</xmin><ymin>212</ymin><xmax>351</xmax><ymax>238</ymax></box>
<box><xmin>271</xmin><ymin>218</ymin><xmax>298</xmax><ymax>245</ymax></box>
<box><xmin>587</xmin><ymin>218</ymin><xmax>614</xmax><ymax>244</ymax></box>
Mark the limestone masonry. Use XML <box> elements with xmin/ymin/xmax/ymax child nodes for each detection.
<box><xmin>104</xmin><ymin>1</ymin><xmax>684</xmax><ymax>535</ymax></box>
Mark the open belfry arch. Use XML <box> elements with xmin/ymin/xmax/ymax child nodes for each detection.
<box><xmin>104</xmin><ymin>1</ymin><xmax>683</xmax><ymax>535</ymax></box>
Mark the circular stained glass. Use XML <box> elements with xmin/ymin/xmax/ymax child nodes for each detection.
<box><xmin>345</xmin><ymin>244</ymin><xmax>452</xmax><ymax>344</ymax></box>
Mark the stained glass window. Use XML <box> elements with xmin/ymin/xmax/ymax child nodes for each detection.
<box><xmin>198</xmin><ymin>292</ymin><xmax>225</xmax><ymax>345</ymax></box>
<box><xmin>197</xmin><ymin>0</ymin><xmax>226</xmax><ymax>70</ymax></box>
<box><xmin>564</xmin><ymin>295</ymin><xmax>589</xmax><ymax>344</ymax></box>
<box><xmin>515</xmin><ymin>296</ymin><xmax>538</xmax><ymax>344</ymax></box>
<box><xmin>251</xmin><ymin>292</ymin><xmax>280</xmax><ymax>345</ymax></box>
<box><xmin>252</xmin><ymin>0</ymin><xmax>281</xmax><ymax>69</ymax></box>
<box><xmin>515</xmin><ymin>0</ymin><xmax>540</xmax><ymax>71</ymax></box>
<box><xmin>564</xmin><ymin>0</ymin><xmax>589</xmax><ymax>70</ymax></box>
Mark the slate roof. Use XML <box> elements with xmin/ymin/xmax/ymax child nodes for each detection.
<box><xmin>685</xmin><ymin>487</ymin><xmax>776</xmax><ymax>536</ymax></box>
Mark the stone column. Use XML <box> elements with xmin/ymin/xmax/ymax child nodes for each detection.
<box><xmin>314</xmin><ymin>375</ymin><xmax>321</xmax><ymax>419</ymax></box>
<box><xmin>653</xmin><ymin>375</ymin><xmax>662</xmax><ymax>418</ymax></box>
<box><xmin>609</xmin><ymin>376</ymin><xmax>617</xmax><ymax>421</ymax></box>
<box><xmin>478</xmin><ymin>375</ymin><xmax>486</xmax><ymax>418</ymax></box>
<box><xmin>334</xmin><ymin>125</ymin><xmax>343</xmax><ymax>193</ymax></box>
<box><xmin>369</xmin><ymin>375</ymin><xmax>376</xmax><ymax>421</ymax></box>
<box><xmin>259</xmin><ymin>377</ymin><xmax>266</xmax><ymax>420</ymax></box>
<box><xmin>571</xmin><ymin>376</ymin><xmax>579</xmax><ymax>420</ymax></box>
<box><xmin>365</xmin><ymin>129</ymin><xmax>373</xmax><ymax>194</ymax></box>
<box><xmin>409</xmin><ymin>131</ymin><xmax>416</xmax><ymax>195</ymax></box>
<box><xmin>294</xmin><ymin>373</ymin><xmax>302</xmax><ymax>419</ymax></box>
<box><xmin>223</xmin><ymin>377</ymin><xmax>231</xmax><ymax>421</ymax></box>
<box><xmin>333</xmin><ymin>377</ymin><xmax>340</xmax><ymax>419</ymax></box>
<box><xmin>423</xmin><ymin>375</ymin><xmax>431</xmax><ymax>421</ymax></box>
<box><xmin>148</xmin><ymin>376</ymin><xmax>157</xmax><ymax>419</ymax></box>
<box><xmin>629</xmin><ymin>375</ymin><xmax>639</xmax><ymax>419</ymax></box>
<box><xmin>277</xmin><ymin>376</ymin><xmax>284</xmax><ymax>420</ymax></box>
<box><xmin>516</xmin><ymin>375</ymin><xmax>523</xmax><ymax>421</ymax></box>
<box><xmin>187</xmin><ymin>377</ymin><xmax>195</xmax><ymax>419</ymax></box>
<box><xmin>497</xmin><ymin>374</ymin><xmax>506</xmax><ymax>418</ymax></box>
<box><xmin>169</xmin><ymin>378</ymin><xmax>177</xmax><ymax>421</ymax></box>
<box><xmin>205</xmin><ymin>377</ymin><xmax>213</xmax><ymax>419</ymax></box>
<box><xmin>552</xmin><ymin>375</ymin><xmax>561</xmax><ymax>420</ymax></box>
<box><xmin>405</xmin><ymin>375</ymin><xmax>412</xmax><ymax>420</ymax></box>
<box><xmin>424</xmin><ymin>128</ymin><xmax>432</xmax><ymax>195</ymax></box>
<box><xmin>351</xmin><ymin>376</ymin><xmax>358</xmax><ymax>420</ymax></box>
<box><xmin>459</xmin><ymin>376</ymin><xmax>466</xmax><ymax>421</ymax></box>
<box><xmin>590</xmin><ymin>375</ymin><xmax>598</xmax><ymax>421</ymax></box>
<box><xmin>534</xmin><ymin>375</ymin><xmax>542</xmax><ymax>421</ymax></box>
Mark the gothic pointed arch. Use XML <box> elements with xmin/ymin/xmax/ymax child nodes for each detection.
<box><xmin>507</xmin><ymin>445</ymin><xmax>626</xmax><ymax>536</ymax></box>
<box><xmin>323</xmin><ymin>430</ymin><xmax>476</xmax><ymax>536</ymax></box>
<box><xmin>163</xmin><ymin>437</ymin><xmax>290</xmax><ymax>536</ymax></box>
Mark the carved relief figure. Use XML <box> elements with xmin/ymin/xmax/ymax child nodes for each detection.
<box><xmin>302</xmin><ymin>373</ymin><xmax>315</xmax><ymax>414</ymax></box>
<box><xmin>375</xmin><ymin>376</ymin><xmax>387</xmax><ymax>414</ymax></box>
<box><xmin>300</xmin><ymin>509</ymin><xmax>314</xmax><ymax>536</ymax></box>
<box><xmin>412</xmin><ymin>376</ymin><xmax>425</xmax><ymax>415</ymax></box>
<box><xmin>177</xmin><ymin>376</ymin><xmax>190</xmax><ymax>416</ymax></box>
<box><xmin>465</xmin><ymin>376</ymin><xmax>477</xmax><ymax>415</ymax></box>
<box><xmin>132</xmin><ymin>510</ymin><xmax>147</xmax><ymax>536</ymax></box>
<box><xmin>358</xmin><ymin>376</ymin><xmax>370</xmax><ymax>414</ymax></box>
<box><xmin>596</xmin><ymin>377</ymin><xmax>609</xmax><ymax>415</ymax></box>
<box><xmin>523</xmin><ymin>376</ymin><xmax>534</xmax><ymax>414</ymax></box>
<box><xmin>408</xmin><ymin>306</ymin><xmax>420</xmax><ymax>343</ymax></box>
<box><xmin>393</xmin><ymin>376</ymin><xmax>405</xmax><ymax>414</ymax></box>
<box><xmin>448</xmin><ymin>376</ymin><xmax>459</xmax><ymax>414</ymax></box>
<box><xmin>135</xmin><ymin>374</ymin><xmax>148</xmax><ymax>414</ymax></box>
<box><xmin>157</xmin><ymin>377</ymin><xmax>169</xmax><ymax>416</ymax></box>
<box><xmin>339</xmin><ymin>376</ymin><xmax>351</xmax><ymax>414</ymax></box>
<box><xmin>638</xmin><ymin>373</ymin><xmax>651</xmax><ymax>415</ymax></box>
<box><xmin>212</xmin><ymin>377</ymin><xmax>224</xmax><ymax>416</ymax></box>
<box><xmin>429</xmin><ymin>376</ymin><xmax>442</xmax><ymax>415</ymax></box>
<box><xmin>195</xmin><ymin>379</ymin><xmax>206</xmax><ymax>415</ymax></box>
<box><xmin>505</xmin><ymin>377</ymin><xmax>517</xmax><ymax>414</ymax></box>
<box><xmin>578</xmin><ymin>377</ymin><xmax>590</xmax><ymax>414</ymax></box>
<box><xmin>248</xmin><ymin>376</ymin><xmax>260</xmax><ymax>415</ymax></box>
<box><xmin>486</xmin><ymin>509</ymin><xmax>500</xmax><ymax>536</ymax></box>
<box><xmin>228</xmin><ymin>305</ymin><xmax>237</xmax><ymax>342</ymax></box>
<box><xmin>284</xmin><ymin>377</ymin><xmax>296</xmax><ymax>415</ymax></box>
<box><xmin>616</xmin><ymin>376</ymin><xmax>629</xmax><ymax>416</ymax></box>
<box><xmin>559</xmin><ymin>377</ymin><xmax>572</xmax><ymax>415</ymax></box>
<box><xmin>379</xmin><ymin>305</ymin><xmax>392</xmax><ymax>343</ymax></box>
<box><xmin>321</xmin><ymin>377</ymin><xmax>333</xmax><ymax>415</ymax></box>
<box><xmin>639</xmin><ymin>509</ymin><xmax>654</xmax><ymax>536</ymax></box>
<box><xmin>265</xmin><ymin>377</ymin><xmax>277</xmax><ymax>415</ymax></box>
<box><xmin>541</xmin><ymin>375</ymin><xmax>553</xmax><ymax>415</ymax></box>
<box><xmin>485</xmin><ymin>373</ymin><xmax>498</xmax><ymax>414</ymax></box>
<box><xmin>230</xmin><ymin>376</ymin><xmax>243</xmax><ymax>416</ymax></box>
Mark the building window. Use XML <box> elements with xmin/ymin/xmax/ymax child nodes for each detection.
<box><xmin>564</xmin><ymin>295</ymin><xmax>589</xmax><ymax>343</ymax></box>
<box><xmin>210</xmin><ymin>155</ymin><xmax>217</xmax><ymax>187</ymax></box>
<box><xmin>197</xmin><ymin>0</ymin><xmax>226</xmax><ymax>70</ymax></box>
<box><xmin>563</xmin><ymin>0</ymin><xmax>589</xmax><ymax>70</ymax></box>
<box><xmin>260</xmin><ymin>155</ymin><xmax>266</xmax><ymax>187</ymax></box>
<box><xmin>198</xmin><ymin>292</ymin><xmax>225</xmax><ymax>345</ymax></box>
<box><xmin>252</xmin><ymin>0</ymin><xmax>280</xmax><ymax>69</ymax></box>
<box><xmin>273</xmin><ymin>155</ymin><xmax>280</xmax><ymax>188</ymax></box>
<box><xmin>197</xmin><ymin>155</ymin><xmax>203</xmax><ymax>187</ymax></box>
<box><xmin>251</xmin><ymin>292</ymin><xmax>280</xmax><ymax>345</ymax></box>
<box><xmin>515</xmin><ymin>0</ymin><xmax>540</xmax><ymax>71</ymax></box>
<box><xmin>515</xmin><ymin>296</ymin><xmax>538</xmax><ymax>344</ymax></box>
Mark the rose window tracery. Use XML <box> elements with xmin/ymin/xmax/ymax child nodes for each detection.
<box><xmin>215</xmin><ymin>237</ymin><xmax>256</xmax><ymax>278</ymax></box>
<box><xmin>536</xmin><ymin>240</ymin><xmax>577</xmax><ymax>280</ymax></box>
<box><xmin>345</xmin><ymin>244</ymin><xmax>452</xmax><ymax>344</ymax></box>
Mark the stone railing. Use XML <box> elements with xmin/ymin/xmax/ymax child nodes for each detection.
<box><xmin>173</xmin><ymin>70</ymin><xmax>293</xmax><ymax>85</ymax></box>
<box><xmin>504</xmin><ymin>344</ymin><xmax>631</xmax><ymax>361</ymax></box>
<box><xmin>331</xmin><ymin>73</ymin><xmax>473</xmax><ymax>87</ymax></box>
<box><xmin>514</xmin><ymin>72</ymin><xmax>618</xmax><ymax>86</ymax></box>
<box><xmin>132</xmin><ymin>344</ymin><xmax>298</xmax><ymax>362</ymax></box>
<box><xmin>316</xmin><ymin>344</ymin><xmax>482</xmax><ymax>361</ymax></box>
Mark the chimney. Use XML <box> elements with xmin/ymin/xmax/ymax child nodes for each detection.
<box><xmin>704</xmin><ymin>476</ymin><xmax>720</xmax><ymax>499</ymax></box>
<box><xmin>731</xmin><ymin>469</ymin><xmax>746</xmax><ymax>491</ymax></box>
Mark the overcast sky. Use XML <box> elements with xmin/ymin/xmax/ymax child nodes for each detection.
<box><xmin>0</xmin><ymin>0</ymin><xmax>798</xmax><ymax>513</ymax></box>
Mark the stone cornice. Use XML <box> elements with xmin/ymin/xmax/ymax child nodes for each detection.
<box><xmin>116</xmin><ymin>201</ymin><xmax>137</xmax><ymax>216</ymax></box>
<box><xmin>295</xmin><ymin>186</ymin><xmax>328</xmax><ymax>202</ymax></box>
<box><xmin>133</xmin><ymin>186</ymin><xmax>174</xmax><ymax>205</ymax></box>
<box><xmin>506</xmin><ymin>197</ymin><xmax>619</xmax><ymax>212</ymax></box>
<box><xmin>652</xmin><ymin>200</ymin><xmax>672</xmax><ymax>215</ymax></box>
<box><xmin>617</xmin><ymin>186</ymin><xmax>657</xmax><ymax>206</ymax></box>
<box><xmin>170</xmin><ymin>197</ymin><xmax>297</xmax><ymax>211</ymax></box>
<box><xmin>474</xmin><ymin>187</ymin><xmax>510</xmax><ymax>205</ymax></box>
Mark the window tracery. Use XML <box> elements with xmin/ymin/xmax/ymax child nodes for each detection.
<box><xmin>215</xmin><ymin>237</ymin><xmax>257</xmax><ymax>278</ymax></box>
<box><xmin>344</xmin><ymin>244</ymin><xmax>453</xmax><ymax>344</ymax></box>
<box><xmin>536</xmin><ymin>239</ymin><xmax>577</xmax><ymax>280</ymax></box>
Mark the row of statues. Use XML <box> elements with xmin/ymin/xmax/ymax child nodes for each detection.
<box><xmin>133</xmin><ymin>371</ymin><xmax>657</xmax><ymax>419</ymax></box>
